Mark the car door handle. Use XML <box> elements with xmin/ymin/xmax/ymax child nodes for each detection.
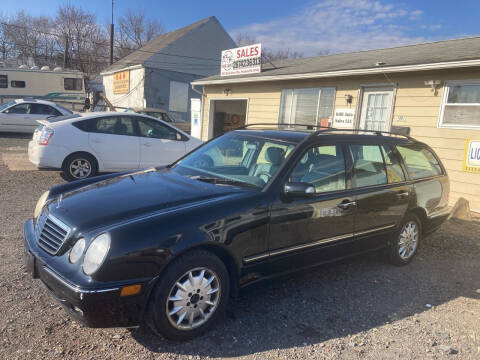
<box><xmin>338</xmin><ymin>200</ymin><xmax>356</xmax><ymax>210</ymax></box>
<box><xmin>396</xmin><ymin>191</ymin><xmax>409</xmax><ymax>199</ymax></box>
<box><xmin>142</xmin><ymin>142</ymin><xmax>152</xmax><ymax>147</ymax></box>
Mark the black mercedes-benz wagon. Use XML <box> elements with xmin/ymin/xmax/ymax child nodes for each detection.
<box><xmin>24</xmin><ymin>126</ymin><xmax>450</xmax><ymax>340</ymax></box>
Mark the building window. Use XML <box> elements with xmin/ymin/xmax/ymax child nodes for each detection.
<box><xmin>11</xmin><ymin>80</ymin><xmax>26</xmax><ymax>88</ymax></box>
<box><xmin>0</xmin><ymin>75</ymin><xmax>7</xmax><ymax>88</ymax></box>
<box><xmin>439</xmin><ymin>81</ymin><xmax>480</xmax><ymax>129</ymax></box>
<box><xmin>64</xmin><ymin>78</ymin><xmax>83</xmax><ymax>91</ymax></box>
<box><xmin>169</xmin><ymin>81</ymin><xmax>188</xmax><ymax>113</ymax></box>
<box><xmin>279</xmin><ymin>87</ymin><xmax>335</xmax><ymax>127</ymax></box>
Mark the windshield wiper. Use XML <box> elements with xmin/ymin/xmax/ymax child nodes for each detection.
<box><xmin>188</xmin><ymin>176</ymin><xmax>259</xmax><ymax>190</ymax></box>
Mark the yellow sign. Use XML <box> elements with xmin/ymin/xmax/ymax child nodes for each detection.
<box><xmin>113</xmin><ymin>70</ymin><xmax>130</xmax><ymax>94</ymax></box>
<box><xmin>462</xmin><ymin>139</ymin><xmax>480</xmax><ymax>173</ymax></box>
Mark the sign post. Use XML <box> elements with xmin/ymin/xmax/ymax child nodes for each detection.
<box><xmin>221</xmin><ymin>44</ymin><xmax>262</xmax><ymax>77</ymax></box>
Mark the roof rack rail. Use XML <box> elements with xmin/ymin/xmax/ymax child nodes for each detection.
<box><xmin>237</xmin><ymin>123</ymin><xmax>327</xmax><ymax>130</ymax></box>
<box><xmin>315</xmin><ymin>128</ymin><xmax>413</xmax><ymax>139</ymax></box>
<box><xmin>236</xmin><ymin>123</ymin><xmax>413</xmax><ymax>139</ymax></box>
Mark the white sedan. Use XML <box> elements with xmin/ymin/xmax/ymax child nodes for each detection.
<box><xmin>0</xmin><ymin>98</ymin><xmax>73</xmax><ymax>133</ymax></box>
<box><xmin>28</xmin><ymin>112</ymin><xmax>202</xmax><ymax>180</ymax></box>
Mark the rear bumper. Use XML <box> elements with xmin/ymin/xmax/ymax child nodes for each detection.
<box><xmin>28</xmin><ymin>141</ymin><xmax>67</xmax><ymax>169</ymax></box>
<box><xmin>24</xmin><ymin>219</ymin><xmax>148</xmax><ymax>328</ymax></box>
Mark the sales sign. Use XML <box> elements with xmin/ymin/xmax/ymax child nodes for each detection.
<box><xmin>113</xmin><ymin>70</ymin><xmax>130</xmax><ymax>94</ymax></box>
<box><xmin>221</xmin><ymin>44</ymin><xmax>262</xmax><ymax>76</ymax></box>
<box><xmin>333</xmin><ymin>108</ymin><xmax>355</xmax><ymax>128</ymax></box>
<box><xmin>463</xmin><ymin>139</ymin><xmax>480</xmax><ymax>173</ymax></box>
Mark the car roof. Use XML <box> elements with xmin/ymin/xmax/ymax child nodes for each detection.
<box><xmin>16</xmin><ymin>98</ymin><xmax>59</xmax><ymax>106</ymax></box>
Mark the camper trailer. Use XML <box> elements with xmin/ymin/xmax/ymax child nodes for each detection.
<box><xmin>0</xmin><ymin>66</ymin><xmax>86</xmax><ymax>108</ymax></box>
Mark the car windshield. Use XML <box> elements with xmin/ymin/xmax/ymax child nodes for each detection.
<box><xmin>175</xmin><ymin>132</ymin><xmax>296</xmax><ymax>189</ymax></box>
<box><xmin>0</xmin><ymin>100</ymin><xmax>16</xmax><ymax>112</ymax></box>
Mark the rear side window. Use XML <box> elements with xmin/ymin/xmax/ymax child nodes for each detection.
<box><xmin>381</xmin><ymin>145</ymin><xmax>406</xmax><ymax>183</ymax></box>
<box><xmin>31</xmin><ymin>104</ymin><xmax>61</xmax><ymax>116</ymax></box>
<box><xmin>396</xmin><ymin>145</ymin><xmax>442</xmax><ymax>179</ymax></box>
<box><xmin>350</xmin><ymin>145</ymin><xmax>387</xmax><ymax>187</ymax></box>
<box><xmin>0</xmin><ymin>75</ymin><xmax>7</xmax><ymax>88</ymax></box>
<box><xmin>64</xmin><ymin>78</ymin><xmax>83</xmax><ymax>91</ymax></box>
<box><xmin>94</xmin><ymin>116</ymin><xmax>136</xmax><ymax>136</ymax></box>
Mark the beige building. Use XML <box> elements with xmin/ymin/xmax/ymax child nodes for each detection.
<box><xmin>192</xmin><ymin>37</ymin><xmax>480</xmax><ymax>211</ymax></box>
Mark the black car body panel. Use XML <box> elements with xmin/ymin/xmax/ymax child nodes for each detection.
<box><xmin>24</xmin><ymin>129</ymin><xmax>450</xmax><ymax>328</ymax></box>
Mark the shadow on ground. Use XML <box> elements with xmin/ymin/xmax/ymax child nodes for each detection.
<box><xmin>130</xmin><ymin>219</ymin><xmax>480</xmax><ymax>357</ymax></box>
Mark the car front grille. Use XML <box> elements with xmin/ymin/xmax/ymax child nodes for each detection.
<box><xmin>35</xmin><ymin>212</ymin><xmax>71</xmax><ymax>255</ymax></box>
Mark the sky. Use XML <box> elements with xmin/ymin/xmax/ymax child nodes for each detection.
<box><xmin>2</xmin><ymin>0</ymin><xmax>479</xmax><ymax>56</ymax></box>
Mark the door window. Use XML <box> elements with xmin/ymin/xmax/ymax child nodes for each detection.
<box><xmin>381</xmin><ymin>145</ymin><xmax>406</xmax><ymax>183</ymax></box>
<box><xmin>7</xmin><ymin>103</ymin><xmax>30</xmax><ymax>114</ymax></box>
<box><xmin>94</xmin><ymin>116</ymin><xmax>136</xmax><ymax>136</ymax></box>
<box><xmin>290</xmin><ymin>145</ymin><xmax>346</xmax><ymax>193</ymax></box>
<box><xmin>360</xmin><ymin>88</ymin><xmax>393</xmax><ymax>132</ymax></box>
<box><xmin>350</xmin><ymin>145</ymin><xmax>387</xmax><ymax>187</ymax></box>
<box><xmin>30</xmin><ymin>104</ymin><xmax>62</xmax><ymax>116</ymax></box>
<box><xmin>138</xmin><ymin>118</ymin><xmax>179</xmax><ymax>140</ymax></box>
<box><xmin>396</xmin><ymin>145</ymin><xmax>442</xmax><ymax>179</ymax></box>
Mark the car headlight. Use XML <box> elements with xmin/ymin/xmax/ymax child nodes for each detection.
<box><xmin>69</xmin><ymin>238</ymin><xmax>86</xmax><ymax>264</ymax></box>
<box><xmin>34</xmin><ymin>191</ymin><xmax>49</xmax><ymax>218</ymax></box>
<box><xmin>82</xmin><ymin>233</ymin><xmax>111</xmax><ymax>275</ymax></box>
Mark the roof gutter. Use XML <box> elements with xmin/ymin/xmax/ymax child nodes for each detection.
<box><xmin>192</xmin><ymin>58</ymin><xmax>480</xmax><ymax>86</ymax></box>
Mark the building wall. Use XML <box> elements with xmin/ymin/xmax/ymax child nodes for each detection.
<box><xmin>201</xmin><ymin>67</ymin><xmax>480</xmax><ymax>211</ymax></box>
<box><xmin>102</xmin><ymin>67</ymin><xmax>145</xmax><ymax>109</ymax></box>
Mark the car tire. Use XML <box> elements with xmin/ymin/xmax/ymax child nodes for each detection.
<box><xmin>388</xmin><ymin>213</ymin><xmax>422</xmax><ymax>266</ymax></box>
<box><xmin>62</xmin><ymin>153</ymin><xmax>98</xmax><ymax>181</ymax></box>
<box><xmin>146</xmin><ymin>250</ymin><xmax>230</xmax><ymax>341</ymax></box>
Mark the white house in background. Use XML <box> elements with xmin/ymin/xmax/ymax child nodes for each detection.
<box><xmin>101</xmin><ymin>16</ymin><xmax>236</xmax><ymax>122</ymax></box>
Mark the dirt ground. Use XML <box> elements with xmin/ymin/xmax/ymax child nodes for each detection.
<box><xmin>1</xmin><ymin>133</ymin><xmax>479</xmax><ymax>359</ymax></box>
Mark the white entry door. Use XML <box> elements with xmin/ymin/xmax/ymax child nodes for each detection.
<box><xmin>359</xmin><ymin>87</ymin><xmax>394</xmax><ymax>132</ymax></box>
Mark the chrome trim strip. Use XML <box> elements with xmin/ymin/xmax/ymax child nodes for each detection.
<box><xmin>243</xmin><ymin>224</ymin><xmax>396</xmax><ymax>264</ymax></box>
<box><xmin>42</xmin><ymin>266</ymin><xmax>119</xmax><ymax>294</ymax></box>
<box><xmin>355</xmin><ymin>224</ymin><xmax>396</xmax><ymax>236</ymax></box>
<box><xmin>427</xmin><ymin>207</ymin><xmax>451</xmax><ymax>219</ymax></box>
<box><xmin>243</xmin><ymin>232</ymin><xmax>354</xmax><ymax>264</ymax></box>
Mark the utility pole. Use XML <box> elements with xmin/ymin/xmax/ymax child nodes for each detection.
<box><xmin>63</xmin><ymin>36</ymin><xmax>69</xmax><ymax>68</ymax></box>
<box><xmin>110</xmin><ymin>0</ymin><xmax>114</xmax><ymax>65</ymax></box>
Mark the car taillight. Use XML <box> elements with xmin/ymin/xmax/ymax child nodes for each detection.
<box><xmin>38</xmin><ymin>127</ymin><xmax>54</xmax><ymax>146</ymax></box>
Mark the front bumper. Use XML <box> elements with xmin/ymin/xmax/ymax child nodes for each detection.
<box><xmin>24</xmin><ymin>219</ymin><xmax>148</xmax><ymax>328</ymax></box>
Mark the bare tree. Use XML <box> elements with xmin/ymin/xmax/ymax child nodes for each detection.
<box><xmin>0</xmin><ymin>14</ymin><xmax>13</xmax><ymax>61</ymax></box>
<box><xmin>235</xmin><ymin>33</ymin><xmax>305</xmax><ymax>61</ymax></box>
<box><xmin>117</xmin><ymin>9</ymin><xmax>164</xmax><ymax>57</ymax></box>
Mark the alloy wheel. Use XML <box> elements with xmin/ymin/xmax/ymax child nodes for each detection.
<box><xmin>398</xmin><ymin>220</ymin><xmax>419</xmax><ymax>260</ymax></box>
<box><xmin>69</xmin><ymin>158</ymin><xmax>92</xmax><ymax>179</ymax></box>
<box><xmin>166</xmin><ymin>267</ymin><xmax>221</xmax><ymax>330</ymax></box>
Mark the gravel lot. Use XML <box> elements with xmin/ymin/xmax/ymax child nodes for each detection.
<box><xmin>1</xmin><ymin>133</ymin><xmax>479</xmax><ymax>360</ymax></box>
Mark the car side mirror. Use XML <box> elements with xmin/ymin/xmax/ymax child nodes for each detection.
<box><xmin>284</xmin><ymin>182</ymin><xmax>316</xmax><ymax>197</ymax></box>
<box><xmin>176</xmin><ymin>133</ymin><xmax>182</xmax><ymax>141</ymax></box>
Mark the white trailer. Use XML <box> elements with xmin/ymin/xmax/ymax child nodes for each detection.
<box><xmin>0</xmin><ymin>66</ymin><xmax>86</xmax><ymax>110</ymax></box>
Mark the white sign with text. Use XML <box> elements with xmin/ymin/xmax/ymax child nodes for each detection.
<box><xmin>221</xmin><ymin>44</ymin><xmax>262</xmax><ymax>76</ymax></box>
<box><xmin>333</xmin><ymin>108</ymin><xmax>355</xmax><ymax>128</ymax></box>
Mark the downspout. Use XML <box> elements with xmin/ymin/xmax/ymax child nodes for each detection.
<box><xmin>192</xmin><ymin>84</ymin><xmax>206</xmax><ymax>140</ymax></box>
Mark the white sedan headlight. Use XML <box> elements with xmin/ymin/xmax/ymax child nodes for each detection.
<box><xmin>69</xmin><ymin>238</ymin><xmax>86</xmax><ymax>264</ymax></box>
<box><xmin>82</xmin><ymin>233</ymin><xmax>111</xmax><ymax>275</ymax></box>
<box><xmin>34</xmin><ymin>191</ymin><xmax>49</xmax><ymax>218</ymax></box>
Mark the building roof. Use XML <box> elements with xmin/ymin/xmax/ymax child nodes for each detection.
<box><xmin>193</xmin><ymin>36</ymin><xmax>480</xmax><ymax>85</ymax></box>
<box><xmin>103</xmin><ymin>17</ymin><xmax>216</xmax><ymax>73</ymax></box>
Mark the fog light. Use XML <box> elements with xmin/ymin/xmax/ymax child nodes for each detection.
<box><xmin>120</xmin><ymin>284</ymin><xmax>142</xmax><ymax>297</ymax></box>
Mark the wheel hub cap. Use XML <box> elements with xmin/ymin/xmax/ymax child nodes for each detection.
<box><xmin>398</xmin><ymin>221</ymin><xmax>419</xmax><ymax>260</ymax></box>
<box><xmin>166</xmin><ymin>268</ymin><xmax>221</xmax><ymax>330</ymax></box>
<box><xmin>70</xmin><ymin>159</ymin><xmax>91</xmax><ymax>178</ymax></box>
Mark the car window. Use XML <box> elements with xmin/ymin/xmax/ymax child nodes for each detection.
<box><xmin>94</xmin><ymin>116</ymin><xmax>136</xmax><ymax>136</ymax></box>
<box><xmin>380</xmin><ymin>145</ymin><xmax>406</xmax><ymax>183</ymax></box>
<box><xmin>7</xmin><ymin>103</ymin><xmax>31</xmax><ymax>114</ymax></box>
<box><xmin>0</xmin><ymin>100</ymin><xmax>15</xmax><ymax>112</ymax></box>
<box><xmin>350</xmin><ymin>144</ymin><xmax>388</xmax><ymax>187</ymax></box>
<box><xmin>138</xmin><ymin>118</ymin><xmax>178</xmax><ymax>140</ymax></box>
<box><xmin>290</xmin><ymin>145</ymin><xmax>346</xmax><ymax>193</ymax></box>
<box><xmin>30</xmin><ymin>104</ymin><xmax>62</xmax><ymax>116</ymax></box>
<box><xmin>396</xmin><ymin>145</ymin><xmax>442</xmax><ymax>179</ymax></box>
